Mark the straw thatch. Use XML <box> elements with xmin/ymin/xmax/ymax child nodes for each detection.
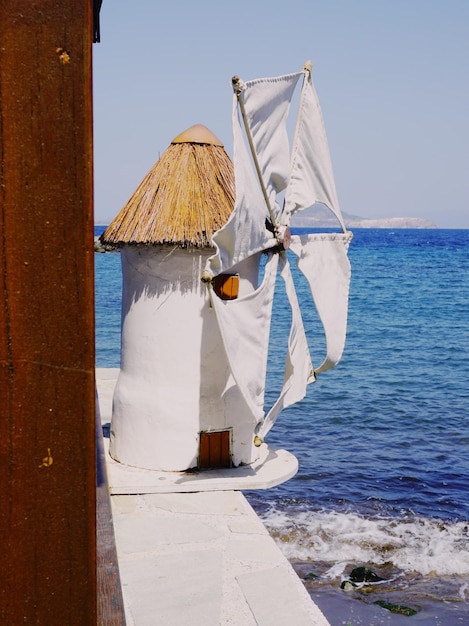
<box><xmin>101</xmin><ymin>124</ymin><xmax>235</xmax><ymax>248</ymax></box>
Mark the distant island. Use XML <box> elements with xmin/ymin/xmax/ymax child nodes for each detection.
<box><xmin>96</xmin><ymin>208</ymin><xmax>438</xmax><ymax>235</ymax></box>
<box><xmin>291</xmin><ymin>205</ymin><xmax>438</xmax><ymax>229</ymax></box>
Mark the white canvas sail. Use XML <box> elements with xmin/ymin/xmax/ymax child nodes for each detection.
<box><xmin>256</xmin><ymin>254</ymin><xmax>315</xmax><ymax>440</ymax></box>
<box><xmin>283</xmin><ymin>70</ymin><xmax>346</xmax><ymax>230</ymax></box>
<box><xmin>206</xmin><ymin>71</ymin><xmax>305</xmax><ymax>277</ymax></box>
<box><xmin>290</xmin><ymin>232</ymin><xmax>352</xmax><ymax>374</ymax></box>
<box><xmin>208</xmin><ymin>253</ymin><xmax>279</xmax><ymax>423</ymax></box>
<box><xmin>204</xmin><ymin>62</ymin><xmax>352</xmax><ymax>442</ymax></box>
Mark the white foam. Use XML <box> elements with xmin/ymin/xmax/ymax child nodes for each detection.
<box><xmin>459</xmin><ymin>582</ymin><xmax>468</xmax><ymax>600</ymax></box>
<box><xmin>261</xmin><ymin>509</ymin><xmax>469</xmax><ymax>576</ymax></box>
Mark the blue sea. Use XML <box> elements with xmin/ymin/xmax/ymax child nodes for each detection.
<box><xmin>95</xmin><ymin>227</ymin><xmax>469</xmax><ymax>625</ymax></box>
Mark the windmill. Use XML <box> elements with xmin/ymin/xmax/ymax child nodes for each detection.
<box><xmin>100</xmin><ymin>63</ymin><xmax>351</xmax><ymax>480</ymax></box>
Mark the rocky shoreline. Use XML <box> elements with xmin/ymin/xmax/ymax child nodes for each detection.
<box><xmin>94</xmin><ymin>237</ymin><xmax>117</xmax><ymax>253</ymax></box>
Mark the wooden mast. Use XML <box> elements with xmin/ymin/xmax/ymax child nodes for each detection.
<box><xmin>0</xmin><ymin>2</ymin><xmax>98</xmax><ymax>622</ymax></box>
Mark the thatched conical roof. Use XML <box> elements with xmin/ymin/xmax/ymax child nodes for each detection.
<box><xmin>101</xmin><ymin>124</ymin><xmax>235</xmax><ymax>248</ymax></box>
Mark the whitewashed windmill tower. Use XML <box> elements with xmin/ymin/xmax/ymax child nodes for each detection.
<box><xmin>101</xmin><ymin>124</ymin><xmax>264</xmax><ymax>472</ymax></box>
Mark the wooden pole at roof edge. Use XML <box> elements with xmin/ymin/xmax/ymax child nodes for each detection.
<box><xmin>0</xmin><ymin>2</ymin><xmax>97</xmax><ymax>623</ymax></box>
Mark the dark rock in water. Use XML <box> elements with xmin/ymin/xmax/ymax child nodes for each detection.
<box><xmin>340</xmin><ymin>580</ymin><xmax>358</xmax><ymax>591</ymax></box>
<box><xmin>374</xmin><ymin>600</ymin><xmax>418</xmax><ymax>616</ymax></box>
<box><xmin>349</xmin><ymin>566</ymin><xmax>384</xmax><ymax>583</ymax></box>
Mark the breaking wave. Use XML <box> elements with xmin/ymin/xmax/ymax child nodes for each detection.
<box><xmin>260</xmin><ymin>508</ymin><xmax>469</xmax><ymax>577</ymax></box>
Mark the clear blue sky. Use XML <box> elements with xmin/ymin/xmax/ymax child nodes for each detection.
<box><xmin>93</xmin><ymin>1</ymin><xmax>469</xmax><ymax>228</ymax></box>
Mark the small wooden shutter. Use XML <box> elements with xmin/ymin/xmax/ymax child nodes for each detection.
<box><xmin>199</xmin><ymin>430</ymin><xmax>231</xmax><ymax>469</ymax></box>
<box><xmin>212</xmin><ymin>274</ymin><xmax>239</xmax><ymax>300</ymax></box>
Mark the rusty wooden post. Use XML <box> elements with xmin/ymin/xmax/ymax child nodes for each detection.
<box><xmin>0</xmin><ymin>2</ymin><xmax>97</xmax><ymax>623</ymax></box>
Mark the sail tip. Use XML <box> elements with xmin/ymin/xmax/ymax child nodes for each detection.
<box><xmin>232</xmin><ymin>75</ymin><xmax>245</xmax><ymax>95</ymax></box>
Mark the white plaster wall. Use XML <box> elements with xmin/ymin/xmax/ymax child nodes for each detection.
<box><xmin>110</xmin><ymin>246</ymin><xmax>262</xmax><ymax>471</ymax></box>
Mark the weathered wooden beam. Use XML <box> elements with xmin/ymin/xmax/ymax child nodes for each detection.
<box><xmin>96</xmin><ymin>401</ymin><xmax>126</xmax><ymax>624</ymax></box>
<box><xmin>0</xmin><ymin>2</ymin><xmax>97</xmax><ymax>623</ymax></box>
